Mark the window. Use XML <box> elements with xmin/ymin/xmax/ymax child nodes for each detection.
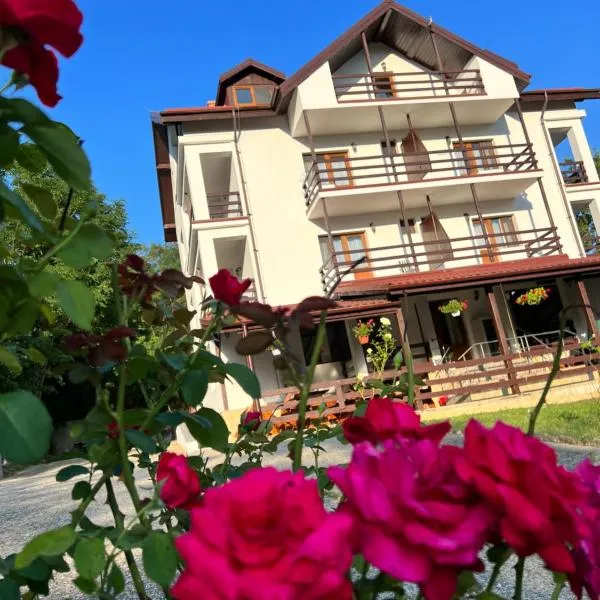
<box><xmin>313</xmin><ymin>152</ymin><xmax>353</xmax><ymax>189</ymax></box>
<box><xmin>232</xmin><ymin>85</ymin><xmax>275</xmax><ymax>107</ymax></box>
<box><xmin>371</xmin><ymin>73</ymin><xmax>395</xmax><ymax>99</ymax></box>
<box><xmin>452</xmin><ymin>140</ymin><xmax>497</xmax><ymax>175</ymax></box>
<box><xmin>472</xmin><ymin>215</ymin><xmax>518</xmax><ymax>262</ymax></box>
<box><xmin>319</xmin><ymin>232</ymin><xmax>371</xmax><ymax>279</ymax></box>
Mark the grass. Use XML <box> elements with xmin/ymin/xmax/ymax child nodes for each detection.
<box><xmin>439</xmin><ymin>398</ymin><xmax>600</xmax><ymax>446</ymax></box>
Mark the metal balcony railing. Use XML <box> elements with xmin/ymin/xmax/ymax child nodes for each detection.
<box><xmin>559</xmin><ymin>161</ymin><xmax>588</xmax><ymax>185</ymax></box>
<box><xmin>207</xmin><ymin>192</ymin><xmax>243</xmax><ymax>219</ymax></box>
<box><xmin>332</xmin><ymin>69</ymin><xmax>484</xmax><ymax>102</ymax></box>
<box><xmin>303</xmin><ymin>143</ymin><xmax>537</xmax><ymax>208</ymax></box>
<box><xmin>320</xmin><ymin>226</ymin><xmax>561</xmax><ymax>296</ymax></box>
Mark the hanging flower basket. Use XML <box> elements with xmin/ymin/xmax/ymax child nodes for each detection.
<box><xmin>438</xmin><ymin>299</ymin><xmax>468</xmax><ymax>317</ymax></box>
<box><xmin>353</xmin><ymin>319</ymin><xmax>375</xmax><ymax>344</ymax></box>
<box><xmin>515</xmin><ymin>287</ymin><xmax>550</xmax><ymax>306</ymax></box>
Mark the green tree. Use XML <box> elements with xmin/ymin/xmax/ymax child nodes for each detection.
<box><xmin>141</xmin><ymin>242</ymin><xmax>181</xmax><ymax>273</ymax></box>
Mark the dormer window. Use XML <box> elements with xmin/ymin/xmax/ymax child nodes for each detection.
<box><xmin>232</xmin><ymin>84</ymin><xmax>275</xmax><ymax>107</ymax></box>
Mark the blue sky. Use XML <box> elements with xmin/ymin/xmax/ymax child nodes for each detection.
<box><xmin>46</xmin><ymin>0</ymin><xmax>600</xmax><ymax>244</ymax></box>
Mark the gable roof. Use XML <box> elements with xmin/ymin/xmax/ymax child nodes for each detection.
<box><xmin>216</xmin><ymin>58</ymin><xmax>286</xmax><ymax>105</ymax></box>
<box><xmin>277</xmin><ymin>0</ymin><xmax>530</xmax><ymax>111</ymax></box>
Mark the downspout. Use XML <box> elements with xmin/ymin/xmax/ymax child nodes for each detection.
<box><xmin>231</xmin><ymin>107</ymin><xmax>268</xmax><ymax>302</ymax></box>
<box><xmin>538</xmin><ymin>91</ymin><xmax>584</xmax><ymax>256</ymax></box>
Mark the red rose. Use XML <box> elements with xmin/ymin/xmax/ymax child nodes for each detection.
<box><xmin>156</xmin><ymin>453</ymin><xmax>202</xmax><ymax>511</ymax></box>
<box><xmin>209</xmin><ymin>269</ymin><xmax>252</xmax><ymax>307</ymax></box>
<box><xmin>0</xmin><ymin>0</ymin><xmax>83</xmax><ymax>106</ymax></box>
<box><xmin>438</xmin><ymin>396</ymin><xmax>448</xmax><ymax>407</ymax></box>
<box><xmin>241</xmin><ymin>410</ymin><xmax>261</xmax><ymax>432</ymax></box>
<box><xmin>456</xmin><ymin>420</ymin><xmax>586</xmax><ymax>574</ymax></box>
<box><xmin>329</xmin><ymin>441</ymin><xmax>493</xmax><ymax>600</ymax></box>
<box><xmin>342</xmin><ymin>397</ymin><xmax>450</xmax><ymax>447</ymax></box>
<box><xmin>171</xmin><ymin>468</ymin><xmax>352</xmax><ymax>599</ymax></box>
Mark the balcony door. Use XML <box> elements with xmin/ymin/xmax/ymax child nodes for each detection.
<box><xmin>319</xmin><ymin>232</ymin><xmax>372</xmax><ymax>279</ymax></box>
<box><xmin>472</xmin><ymin>216</ymin><xmax>517</xmax><ymax>263</ymax></box>
<box><xmin>453</xmin><ymin>140</ymin><xmax>497</xmax><ymax>175</ymax></box>
<box><xmin>315</xmin><ymin>152</ymin><xmax>353</xmax><ymax>189</ymax></box>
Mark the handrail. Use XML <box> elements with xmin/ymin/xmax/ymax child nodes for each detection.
<box><xmin>559</xmin><ymin>160</ymin><xmax>588</xmax><ymax>185</ymax></box>
<box><xmin>206</xmin><ymin>191</ymin><xmax>243</xmax><ymax>219</ymax></box>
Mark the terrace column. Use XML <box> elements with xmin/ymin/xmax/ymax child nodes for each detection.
<box><xmin>394</xmin><ymin>306</ymin><xmax>421</xmax><ymax>408</ymax></box>
<box><xmin>241</xmin><ymin>323</ymin><xmax>261</xmax><ymax>413</ymax></box>
<box><xmin>360</xmin><ymin>31</ymin><xmax>416</xmax><ymax>266</ymax></box>
<box><xmin>514</xmin><ymin>99</ymin><xmax>558</xmax><ymax>236</ymax></box>
<box><xmin>486</xmin><ymin>287</ymin><xmax>520</xmax><ymax>394</ymax></box>
<box><xmin>428</xmin><ymin>28</ymin><xmax>495</xmax><ymax>262</ymax></box>
<box><xmin>576</xmin><ymin>279</ymin><xmax>600</xmax><ymax>341</ymax></box>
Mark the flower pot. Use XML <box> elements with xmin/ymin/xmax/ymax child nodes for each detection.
<box><xmin>358</xmin><ymin>335</ymin><xmax>370</xmax><ymax>345</ymax></box>
<box><xmin>451</xmin><ymin>310</ymin><xmax>461</xmax><ymax>318</ymax></box>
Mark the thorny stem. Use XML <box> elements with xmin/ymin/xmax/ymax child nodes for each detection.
<box><xmin>70</xmin><ymin>471</ymin><xmax>110</xmax><ymax>527</ymax></box>
<box><xmin>405</xmin><ymin>348</ymin><xmax>415</xmax><ymax>407</ymax></box>
<box><xmin>513</xmin><ymin>556</ymin><xmax>526</xmax><ymax>600</ymax></box>
<box><xmin>105</xmin><ymin>479</ymin><xmax>148</xmax><ymax>600</ymax></box>
<box><xmin>486</xmin><ymin>549</ymin><xmax>511</xmax><ymax>593</ymax></box>
<box><xmin>550</xmin><ymin>578</ymin><xmax>565</xmax><ymax>600</ymax></box>
<box><xmin>292</xmin><ymin>312</ymin><xmax>328</xmax><ymax>472</ymax></box>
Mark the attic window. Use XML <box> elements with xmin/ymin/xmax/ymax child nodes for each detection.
<box><xmin>232</xmin><ymin>84</ymin><xmax>275</xmax><ymax>107</ymax></box>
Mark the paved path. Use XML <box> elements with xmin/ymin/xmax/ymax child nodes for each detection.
<box><xmin>0</xmin><ymin>436</ymin><xmax>597</xmax><ymax>599</ymax></box>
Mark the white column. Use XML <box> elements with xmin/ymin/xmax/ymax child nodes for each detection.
<box><xmin>345</xmin><ymin>320</ymin><xmax>369</xmax><ymax>376</ymax></box>
<box><xmin>567</xmin><ymin>121</ymin><xmax>599</xmax><ymax>183</ymax></box>
<box><xmin>185</xmin><ymin>149</ymin><xmax>210</xmax><ymax>220</ymax></box>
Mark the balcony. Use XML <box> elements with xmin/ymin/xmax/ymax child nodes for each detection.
<box><xmin>560</xmin><ymin>161</ymin><xmax>588</xmax><ymax>185</ymax></box>
<box><xmin>206</xmin><ymin>192</ymin><xmax>244</xmax><ymax>220</ymax></box>
<box><xmin>320</xmin><ymin>226</ymin><xmax>561</xmax><ymax>296</ymax></box>
<box><xmin>332</xmin><ymin>70</ymin><xmax>485</xmax><ymax>103</ymax></box>
<box><xmin>304</xmin><ymin>143</ymin><xmax>539</xmax><ymax>216</ymax></box>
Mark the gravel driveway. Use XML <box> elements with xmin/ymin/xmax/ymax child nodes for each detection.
<box><xmin>0</xmin><ymin>435</ymin><xmax>597</xmax><ymax>599</ymax></box>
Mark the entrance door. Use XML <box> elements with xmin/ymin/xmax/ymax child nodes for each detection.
<box><xmin>320</xmin><ymin>232</ymin><xmax>372</xmax><ymax>280</ymax></box>
<box><xmin>472</xmin><ymin>216</ymin><xmax>517</xmax><ymax>263</ymax></box>
<box><xmin>430</xmin><ymin>300</ymin><xmax>470</xmax><ymax>360</ymax></box>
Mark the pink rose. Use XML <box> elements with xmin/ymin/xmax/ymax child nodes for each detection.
<box><xmin>456</xmin><ymin>420</ymin><xmax>585</xmax><ymax>574</ymax></box>
<box><xmin>156</xmin><ymin>453</ymin><xmax>202</xmax><ymax>510</ymax></box>
<box><xmin>329</xmin><ymin>441</ymin><xmax>493</xmax><ymax>600</ymax></box>
<box><xmin>241</xmin><ymin>410</ymin><xmax>261</xmax><ymax>432</ymax></box>
<box><xmin>342</xmin><ymin>397</ymin><xmax>450</xmax><ymax>447</ymax></box>
<box><xmin>209</xmin><ymin>269</ymin><xmax>252</xmax><ymax>307</ymax></box>
<box><xmin>171</xmin><ymin>467</ymin><xmax>352</xmax><ymax>599</ymax></box>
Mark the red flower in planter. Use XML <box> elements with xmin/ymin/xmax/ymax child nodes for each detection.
<box><xmin>157</xmin><ymin>452</ymin><xmax>202</xmax><ymax>511</ymax></box>
<box><xmin>0</xmin><ymin>0</ymin><xmax>83</xmax><ymax>106</ymax></box>
<box><xmin>570</xmin><ymin>460</ymin><xmax>600</xmax><ymax>599</ymax></box>
<box><xmin>342</xmin><ymin>397</ymin><xmax>450</xmax><ymax>447</ymax></box>
<box><xmin>241</xmin><ymin>410</ymin><xmax>261</xmax><ymax>432</ymax></box>
<box><xmin>64</xmin><ymin>326</ymin><xmax>136</xmax><ymax>367</ymax></box>
<box><xmin>329</xmin><ymin>441</ymin><xmax>493</xmax><ymax>600</ymax></box>
<box><xmin>455</xmin><ymin>420</ymin><xmax>586</xmax><ymax>574</ymax></box>
<box><xmin>209</xmin><ymin>269</ymin><xmax>252</xmax><ymax>307</ymax></box>
<box><xmin>172</xmin><ymin>467</ymin><xmax>352</xmax><ymax>599</ymax></box>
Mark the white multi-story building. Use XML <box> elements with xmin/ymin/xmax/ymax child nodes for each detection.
<box><xmin>152</xmin><ymin>1</ymin><xmax>600</xmax><ymax>417</ymax></box>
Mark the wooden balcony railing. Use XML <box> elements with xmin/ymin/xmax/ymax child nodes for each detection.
<box><xmin>320</xmin><ymin>226</ymin><xmax>561</xmax><ymax>296</ymax></box>
<box><xmin>331</xmin><ymin>69</ymin><xmax>485</xmax><ymax>102</ymax></box>
<box><xmin>206</xmin><ymin>192</ymin><xmax>243</xmax><ymax>219</ymax></box>
<box><xmin>560</xmin><ymin>160</ymin><xmax>588</xmax><ymax>185</ymax></box>
<box><xmin>303</xmin><ymin>143</ymin><xmax>537</xmax><ymax>207</ymax></box>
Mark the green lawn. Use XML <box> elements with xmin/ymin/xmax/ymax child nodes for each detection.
<box><xmin>439</xmin><ymin>399</ymin><xmax>600</xmax><ymax>446</ymax></box>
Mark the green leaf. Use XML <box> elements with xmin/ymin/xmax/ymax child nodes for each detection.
<box><xmin>154</xmin><ymin>411</ymin><xmax>186</xmax><ymax>427</ymax></box>
<box><xmin>0</xmin><ymin>97</ymin><xmax>51</xmax><ymax>124</ymax></box>
<box><xmin>15</xmin><ymin>526</ymin><xmax>76</xmax><ymax>569</ymax></box>
<box><xmin>21</xmin><ymin>183</ymin><xmax>57</xmax><ymax>220</ymax></box>
<box><xmin>125</xmin><ymin>429</ymin><xmax>158</xmax><ymax>454</ymax></box>
<box><xmin>185</xmin><ymin>408</ymin><xmax>230</xmax><ymax>452</ymax></box>
<box><xmin>73</xmin><ymin>576</ymin><xmax>96</xmax><ymax>594</ymax></box>
<box><xmin>0</xmin><ymin>579</ymin><xmax>20</xmax><ymax>600</ymax></box>
<box><xmin>0</xmin><ymin>391</ymin><xmax>52</xmax><ymax>464</ymax></box>
<box><xmin>56</xmin><ymin>280</ymin><xmax>95</xmax><ymax>330</ymax></box>
<box><xmin>15</xmin><ymin>143</ymin><xmax>46</xmax><ymax>173</ymax></box>
<box><xmin>21</xmin><ymin>121</ymin><xmax>91</xmax><ymax>190</ymax></box>
<box><xmin>0</xmin><ymin>179</ymin><xmax>47</xmax><ymax>235</ymax></box>
<box><xmin>142</xmin><ymin>531</ymin><xmax>177</xmax><ymax>588</ymax></box>
<box><xmin>159</xmin><ymin>351</ymin><xmax>187</xmax><ymax>371</ymax></box>
<box><xmin>57</xmin><ymin>223</ymin><xmax>114</xmax><ymax>268</ymax></box>
<box><xmin>180</xmin><ymin>369</ymin><xmax>208</xmax><ymax>407</ymax></box>
<box><xmin>107</xmin><ymin>564</ymin><xmax>125</xmax><ymax>595</ymax></box>
<box><xmin>28</xmin><ymin>271</ymin><xmax>60</xmax><ymax>298</ymax></box>
<box><xmin>74</xmin><ymin>537</ymin><xmax>105</xmax><ymax>580</ymax></box>
<box><xmin>56</xmin><ymin>464</ymin><xmax>89</xmax><ymax>482</ymax></box>
<box><xmin>0</xmin><ymin>346</ymin><xmax>22</xmax><ymax>374</ymax></box>
<box><xmin>225</xmin><ymin>362</ymin><xmax>261</xmax><ymax>399</ymax></box>
<box><xmin>72</xmin><ymin>480</ymin><xmax>92</xmax><ymax>500</ymax></box>
<box><xmin>0</xmin><ymin>123</ymin><xmax>20</xmax><ymax>167</ymax></box>
<box><xmin>25</xmin><ymin>347</ymin><xmax>47</xmax><ymax>365</ymax></box>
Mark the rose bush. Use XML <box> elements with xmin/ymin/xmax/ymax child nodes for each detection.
<box><xmin>0</xmin><ymin>2</ymin><xmax>599</xmax><ymax>600</ymax></box>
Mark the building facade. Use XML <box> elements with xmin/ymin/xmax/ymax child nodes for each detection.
<box><xmin>152</xmin><ymin>1</ymin><xmax>600</xmax><ymax>418</ymax></box>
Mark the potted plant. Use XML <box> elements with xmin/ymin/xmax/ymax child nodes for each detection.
<box><xmin>353</xmin><ymin>319</ymin><xmax>375</xmax><ymax>344</ymax></box>
<box><xmin>515</xmin><ymin>287</ymin><xmax>550</xmax><ymax>306</ymax></box>
<box><xmin>438</xmin><ymin>299</ymin><xmax>468</xmax><ymax>317</ymax></box>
